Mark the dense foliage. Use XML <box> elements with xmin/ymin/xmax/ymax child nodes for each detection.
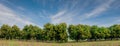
<box><xmin>0</xmin><ymin>23</ymin><xmax>120</xmax><ymax>42</ymax></box>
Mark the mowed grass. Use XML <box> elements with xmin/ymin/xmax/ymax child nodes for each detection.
<box><xmin>0</xmin><ymin>40</ymin><xmax>120</xmax><ymax>46</ymax></box>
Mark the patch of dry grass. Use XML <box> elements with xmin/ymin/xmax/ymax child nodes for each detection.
<box><xmin>0</xmin><ymin>40</ymin><xmax>120</xmax><ymax>46</ymax></box>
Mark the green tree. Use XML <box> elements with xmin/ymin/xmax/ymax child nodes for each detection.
<box><xmin>76</xmin><ymin>24</ymin><xmax>91</xmax><ymax>41</ymax></box>
<box><xmin>44</xmin><ymin>23</ymin><xmax>56</xmax><ymax>41</ymax></box>
<box><xmin>55</xmin><ymin>23</ymin><xmax>68</xmax><ymax>42</ymax></box>
<box><xmin>22</xmin><ymin>24</ymin><xmax>43</xmax><ymax>40</ymax></box>
<box><xmin>109</xmin><ymin>24</ymin><xmax>120</xmax><ymax>40</ymax></box>
<box><xmin>11</xmin><ymin>25</ymin><xmax>20</xmax><ymax>39</ymax></box>
<box><xmin>68</xmin><ymin>24</ymin><xmax>80</xmax><ymax>42</ymax></box>
<box><xmin>76</xmin><ymin>24</ymin><xmax>84</xmax><ymax>40</ymax></box>
<box><xmin>68</xmin><ymin>24</ymin><xmax>91</xmax><ymax>42</ymax></box>
<box><xmin>33</xmin><ymin>26</ymin><xmax>44</xmax><ymax>40</ymax></box>
<box><xmin>0</xmin><ymin>24</ymin><xmax>12</xmax><ymax>39</ymax></box>
<box><xmin>98</xmin><ymin>27</ymin><xmax>110</xmax><ymax>40</ymax></box>
<box><xmin>90</xmin><ymin>25</ymin><xmax>99</xmax><ymax>41</ymax></box>
<box><xmin>83</xmin><ymin>25</ymin><xmax>91</xmax><ymax>40</ymax></box>
<box><xmin>22</xmin><ymin>25</ymin><xmax>30</xmax><ymax>40</ymax></box>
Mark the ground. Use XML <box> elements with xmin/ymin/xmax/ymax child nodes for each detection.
<box><xmin>0</xmin><ymin>40</ymin><xmax>120</xmax><ymax>46</ymax></box>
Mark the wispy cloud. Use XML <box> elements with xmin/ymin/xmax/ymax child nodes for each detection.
<box><xmin>0</xmin><ymin>0</ymin><xmax>118</xmax><ymax>27</ymax></box>
<box><xmin>51</xmin><ymin>10</ymin><xmax>66</xmax><ymax>20</ymax></box>
<box><xmin>50</xmin><ymin>10</ymin><xmax>67</xmax><ymax>24</ymax></box>
<box><xmin>0</xmin><ymin>4</ymin><xmax>36</xmax><ymax>28</ymax></box>
<box><xmin>17</xmin><ymin>6</ymin><xmax>26</xmax><ymax>11</ymax></box>
<box><xmin>50</xmin><ymin>10</ymin><xmax>79</xmax><ymax>24</ymax></box>
<box><xmin>50</xmin><ymin>0</ymin><xmax>83</xmax><ymax>24</ymax></box>
<box><xmin>50</xmin><ymin>0</ymin><xmax>116</xmax><ymax>26</ymax></box>
<box><xmin>80</xmin><ymin>0</ymin><xmax>114</xmax><ymax>20</ymax></box>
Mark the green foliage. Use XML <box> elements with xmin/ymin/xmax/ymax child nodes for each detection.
<box><xmin>55</xmin><ymin>23</ymin><xmax>68</xmax><ymax>42</ymax></box>
<box><xmin>22</xmin><ymin>25</ymin><xmax>43</xmax><ymax>40</ymax></box>
<box><xmin>44</xmin><ymin>23</ymin><xmax>56</xmax><ymax>41</ymax></box>
<box><xmin>109</xmin><ymin>24</ymin><xmax>120</xmax><ymax>39</ymax></box>
<box><xmin>0</xmin><ymin>24</ymin><xmax>12</xmax><ymax>39</ymax></box>
<box><xmin>90</xmin><ymin>25</ymin><xmax>99</xmax><ymax>40</ymax></box>
<box><xmin>82</xmin><ymin>25</ymin><xmax>91</xmax><ymax>39</ymax></box>
<box><xmin>35</xmin><ymin>26</ymin><xmax>44</xmax><ymax>40</ymax></box>
<box><xmin>68</xmin><ymin>24</ymin><xmax>91</xmax><ymax>42</ymax></box>
<box><xmin>0</xmin><ymin>23</ymin><xmax>120</xmax><ymax>42</ymax></box>
<box><xmin>98</xmin><ymin>27</ymin><xmax>110</xmax><ymax>39</ymax></box>
<box><xmin>11</xmin><ymin>25</ymin><xmax>20</xmax><ymax>39</ymax></box>
<box><xmin>44</xmin><ymin>23</ymin><xmax>68</xmax><ymax>42</ymax></box>
<box><xmin>68</xmin><ymin>24</ymin><xmax>80</xmax><ymax>41</ymax></box>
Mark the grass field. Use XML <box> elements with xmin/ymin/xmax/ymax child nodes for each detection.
<box><xmin>0</xmin><ymin>40</ymin><xmax>120</xmax><ymax>46</ymax></box>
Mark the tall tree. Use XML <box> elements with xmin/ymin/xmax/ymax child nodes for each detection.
<box><xmin>109</xmin><ymin>24</ymin><xmax>120</xmax><ymax>40</ymax></box>
<box><xmin>22</xmin><ymin>25</ymin><xmax>31</xmax><ymax>40</ymax></box>
<box><xmin>98</xmin><ymin>27</ymin><xmax>110</xmax><ymax>40</ymax></box>
<box><xmin>83</xmin><ymin>25</ymin><xmax>91</xmax><ymax>40</ymax></box>
<box><xmin>33</xmin><ymin>26</ymin><xmax>43</xmax><ymax>40</ymax></box>
<box><xmin>90</xmin><ymin>25</ymin><xmax>99</xmax><ymax>41</ymax></box>
<box><xmin>55</xmin><ymin>23</ymin><xmax>68</xmax><ymax>42</ymax></box>
<box><xmin>44</xmin><ymin>23</ymin><xmax>56</xmax><ymax>41</ymax></box>
<box><xmin>11</xmin><ymin>25</ymin><xmax>20</xmax><ymax>39</ymax></box>
<box><xmin>22</xmin><ymin>24</ymin><xmax>43</xmax><ymax>40</ymax></box>
<box><xmin>0</xmin><ymin>24</ymin><xmax>12</xmax><ymax>39</ymax></box>
<box><xmin>76</xmin><ymin>24</ymin><xmax>84</xmax><ymax>40</ymax></box>
<box><xmin>68</xmin><ymin>24</ymin><xmax>80</xmax><ymax>42</ymax></box>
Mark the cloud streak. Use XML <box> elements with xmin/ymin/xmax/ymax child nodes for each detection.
<box><xmin>0</xmin><ymin>0</ymin><xmax>119</xmax><ymax>27</ymax></box>
<box><xmin>0</xmin><ymin>4</ymin><xmax>36</xmax><ymax>28</ymax></box>
<box><xmin>50</xmin><ymin>0</ymin><xmax>115</xmax><ymax>25</ymax></box>
<box><xmin>80</xmin><ymin>0</ymin><xmax>114</xmax><ymax>20</ymax></box>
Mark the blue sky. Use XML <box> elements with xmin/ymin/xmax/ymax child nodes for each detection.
<box><xmin>0</xmin><ymin>0</ymin><xmax>120</xmax><ymax>28</ymax></box>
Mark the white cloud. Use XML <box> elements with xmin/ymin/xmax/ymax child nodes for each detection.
<box><xmin>50</xmin><ymin>10</ymin><xmax>66</xmax><ymax>24</ymax></box>
<box><xmin>37</xmin><ymin>0</ymin><xmax>117</xmax><ymax>27</ymax></box>
<box><xmin>81</xmin><ymin>0</ymin><xmax>114</xmax><ymax>19</ymax></box>
<box><xmin>50</xmin><ymin>10</ymin><xmax>74</xmax><ymax>24</ymax></box>
<box><xmin>51</xmin><ymin>10</ymin><xmax>66</xmax><ymax>20</ymax></box>
<box><xmin>0</xmin><ymin>4</ymin><xmax>36</xmax><ymax>28</ymax></box>
<box><xmin>17</xmin><ymin>6</ymin><xmax>26</xmax><ymax>11</ymax></box>
<box><xmin>50</xmin><ymin>0</ymin><xmax>89</xmax><ymax>24</ymax></box>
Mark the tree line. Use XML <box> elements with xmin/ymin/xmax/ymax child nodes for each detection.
<box><xmin>0</xmin><ymin>23</ymin><xmax>120</xmax><ymax>42</ymax></box>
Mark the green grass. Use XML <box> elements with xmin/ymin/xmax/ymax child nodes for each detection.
<box><xmin>0</xmin><ymin>40</ymin><xmax>120</xmax><ymax>46</ymax></box>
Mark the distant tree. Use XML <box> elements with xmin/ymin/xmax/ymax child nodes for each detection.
<box><xmin>0</xmin><ymin>28</ymin><xmax>2</xmax><ymax>38</ymax></box>
<box><xmin>68</xmin><ymin>24</ymin><xmax>80</xmax><ymax>42</ymax></box>
<box><xmin>0</xmin><ymin>24</ymin><xmax>12</xmax><ymax>39</ymax></box>
<box><xmin>109</xmin><ymin>24</ymin><xmax>120</xmax><ymax>40</ymax></box>
<box><xmin>22</xmin><ymin>25</ymin><xmax>31</xmax><ymax>40</ymax></box>
<box><xmin>0</xmin><ymin>23</ymin><xmax>120</xmax><ymax>42</ymax></box>
<box><xmin>22</xmin><ymin>24</ymin><xmax>43</xmax><ymax>40</ymax></box>
<box><xmin>83</xmin><ymin>25</ymin><xmax>91</xmax><ymax>40</ymax></box>
<box><xmin>90</xmin><ymin>25</ymin><xmax>99</xmax><ymax>41</ymax></box>
<box><xmin>76</xmin><ymin>24</ymin><xmax>84</xmax><ymax>40</ymax></box>
<box><xmin>76</xmin><ymin>24</ymin><xmax>91</xmax><ymax>41</ymax></box>
<box><xmin>44</xmin><ymin>23</ymin><xmax>56</xmax><ymax>41</ymax></box>
<box><xmin>11</xmin><ymin>25</ymin><xmax>20</xmax><ymax>39</ymax></box>
<box><xmin>98</xmin><ymin>27</ymin><xmax>110</xmax><ymax>40</ymax></box>
<box><xmin>55</xmin><ymin>23</ymin><xmax>68</xmax><ymax>42</ymax></box>
<box><xmin>19</xmin><ymin>30</ymin><xmax>25</xmax><ymax>39</ymax></box>
<box><xmin>30</xmin><ymin>25</ymin><xmax>40</xmax><ymax>40</ymax></box>
<box><xmin>33</xmin><ymin>26</ymin><xmax>43</xmax><ymax>40</ymax></box>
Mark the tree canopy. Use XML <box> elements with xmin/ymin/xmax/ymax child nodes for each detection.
<box><xmin>0</xmin><ymin>23</ymin><xmax>120</xmax><ymax>42</ymax></box>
